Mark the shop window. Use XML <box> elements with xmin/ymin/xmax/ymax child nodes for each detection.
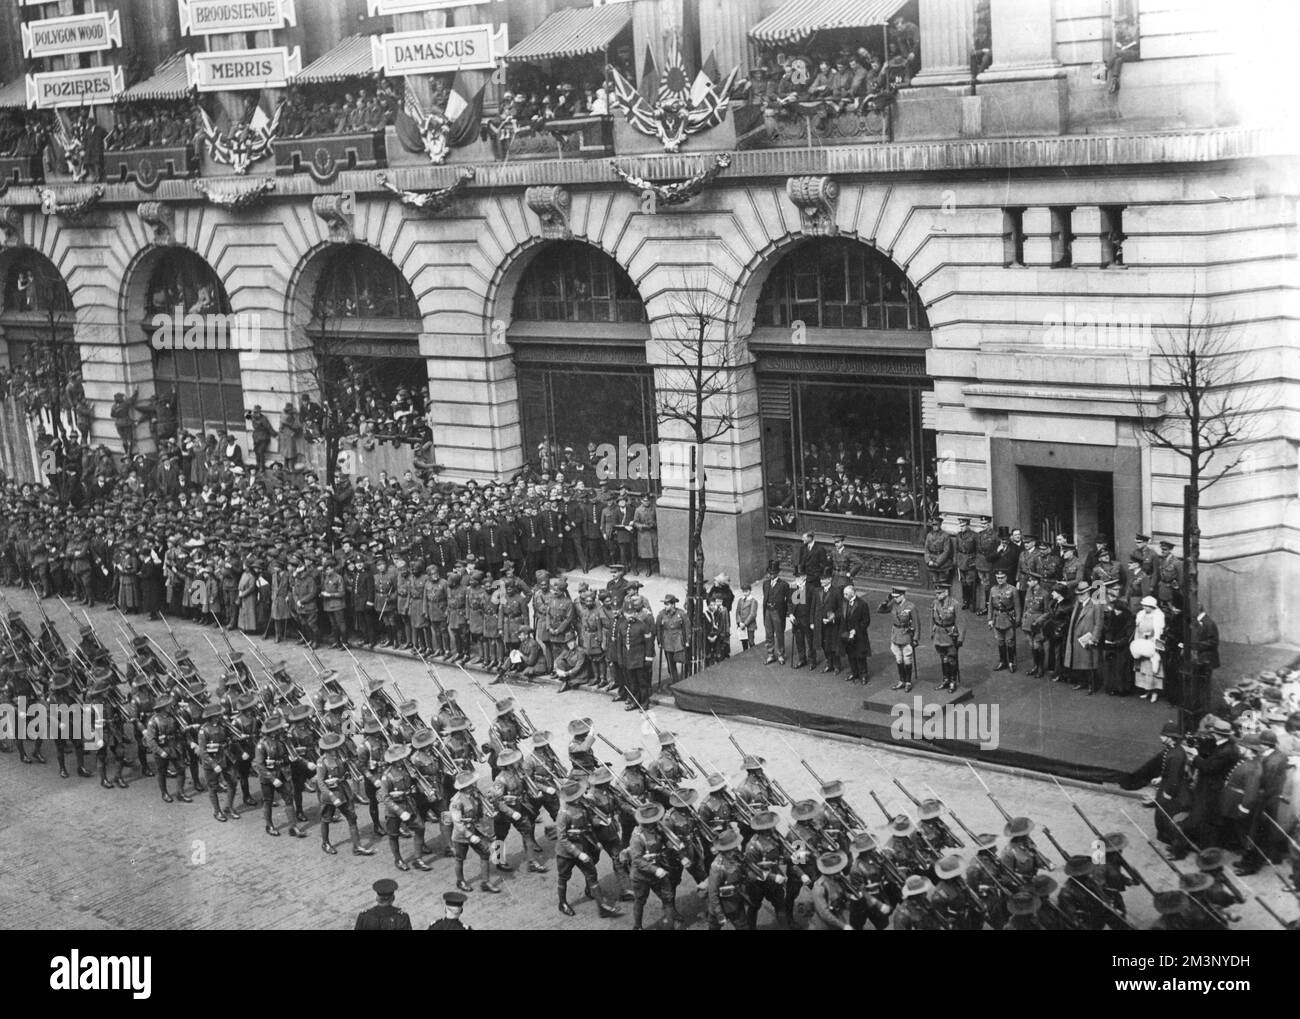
<box><xmin>761</xmin><ymin>379</ymin><xmax>936</xmax><ymax>524</ymax></box>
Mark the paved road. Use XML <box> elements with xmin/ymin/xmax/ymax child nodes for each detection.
<box><xmin>0</xmin><ymin>589</ymin><xmax>1292</xmax><ymax>930</ymax></box>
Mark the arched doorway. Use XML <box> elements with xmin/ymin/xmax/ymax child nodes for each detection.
<box><xmin>748</xmin><ymin>237</ymin><xmax>936</xmax><ymax>550</ymax></box>
<box><xmin>139</xmin><ymin>249</ymin><xmax>247</xmax><ymax>433</ymax></box>
<box><xmin>0</xmin><ymin>248</ymin><xmax>80</xmax><ymax>442</ymax></box>
<box><xmin>506</xmin><ymin>241</ymin><xmax>655</xmax><ymax>488</ymax></box>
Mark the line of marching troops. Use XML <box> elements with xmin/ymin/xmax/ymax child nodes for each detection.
<box><xmin>2</xmin><ymin>600</ymin><xmax>1295</xmax><ymax>930</ymax></box>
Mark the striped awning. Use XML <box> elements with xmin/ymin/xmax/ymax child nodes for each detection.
<box><xmin>750</xmin><ymin>0</ymin><xmax>907</xmax><ymax>45</ymax></box>
<box><xmin>506</xmin><ymin>5</ymin><xmax>632</xmax><ymax>63</ymax></box>
<box><xmin>0</xmin><ymin>77</ymin><xmax>27</xmax><ymax>110</ymax></box>
<box><xmin>122</xmin><ymin>52</ymin><xmax>193</xmax><ymax>103</ymax></box>
<box><xmin>295</xmin><ymin>34</ymin><xmax>378</xmax><ymax>85</ymax></box>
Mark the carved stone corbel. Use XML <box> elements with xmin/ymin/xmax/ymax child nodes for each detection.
<box><xmin>0</xmin><ymin>206</ymin><xmax>19</xmax><ymax>246</ymax></box>
<box><xmin>785</xmin><ymin>176</ymin><xmax>839</xmax><ymax>236</ymax></box>
<box><xmin>313</xmin><ymin>192</ymin><xmax>356</xmax><ymax>244</ymax></box>
<box><xmin>137</xmin><ymin>201</ymin><xmax>176</xmax><ymax>245</ymax></box>
<box><xmin>525</xmin><ymin>185</ymin><xmax>571</xmax><ymax>240</ymax></box>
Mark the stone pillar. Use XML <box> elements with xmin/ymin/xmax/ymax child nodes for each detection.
<box><xmin>978</xmin><ymin>0</ymin><xmax>1067</xmax><ymax>136</ymax></box>
<box><xmin>421</xmin><ymin>330</ymin><xmax>523</xmax><ymax>481</ymax></box>
<box><xmin>911</xmin><ymin>0</ymin><xmax>977</xmax><ymax>87</ymax></box>
<box><xmin>1069</xmin><ymin>206</ymin><xmax>1105</xmax><ymax>269</ymax></box>
<box><xmin>1021</xmin><ymin>207</ymin><xmax>1056</xmax><ymax>267</ymax></box>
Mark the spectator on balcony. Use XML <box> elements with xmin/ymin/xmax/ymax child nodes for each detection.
<box><xmin>892</xmin><ymin>14</ymin><xmax>921</xmax><ymax>75</ymax></box>
<box><xmin>808</xmin><ymin>60</ymin><xmax>835</xmax><ymax>98</ymax></box>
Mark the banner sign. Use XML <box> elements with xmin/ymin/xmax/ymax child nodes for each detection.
<box><xmin>371</xmin><ymin>23</ymin><xmax>507</xmax><ymax>76</ymax></box>
<box><xmin>366</xmin><ymin>0</ymin><xmax>489</xmax><ymax>13</ymax></box>
<box><xmin>185</xmin><ymin>46</ymin><xmax>302</xmax><ymax>91</ymax></box>
<box><xmin>26</xmin><ymin>66</ymin><xmax>124</xmax><ymax>109</ymax></box>
<box><xmin>178</xmin><ymin>0</ymin><xmax>297</xmax><ymax>37</ymax></box>
<box><xmin>21</xmin><ymin>11</ymin><xmax>122</xmax><ymax>58</ymax></box>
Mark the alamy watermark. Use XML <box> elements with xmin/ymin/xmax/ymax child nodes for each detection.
<box><xmin>1</xmin><ymin>697</ymin><xmax>104</xmax><ymax>750</ymax></box>
<box><xmin>592</xmin><ymin>437</ymin><xmax>705</xmax><ymax>489</ymax></box>
<box><xmin>890</xmin><ymin>696</ymin><xmax>1000</xmax><ymax>751</ymax></box>
<box><xmin>150</xmin><ymin>307</ymin><xmax>262</xmax><ymax>355</ymax></box>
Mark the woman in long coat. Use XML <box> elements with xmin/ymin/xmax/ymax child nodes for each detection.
<box><xmin>278</xmin><ymin>402</ymin><xmax>302</xmax><ymax>470</ymax></box>
<box><xmin>236</xmin><ymin>559</ymin><xmax>259</xmax><ymax>632</ymax></box>
<box><xmin>1099</xmin><ymin>586</ymin><xmax>1135</xmax><ymax>696</ymax></box>
<box><xmin>1130</xmin><ymin>596</ymin><xmax>1166</xmax><ymax>703</ymax></box>
<box><xmin>633</xmin><ymin>495</ymin><xmax>658</xmax><ymax>575</ymax></box>
<box><xmin>269</xmin><ymin>560</ymin><xmax>293</xmax><ymax>642</ymax></box>
<box><xmin>139</xmin><ymin>542</ymin><xmax>164</xmax><ymax>620</ymax></box>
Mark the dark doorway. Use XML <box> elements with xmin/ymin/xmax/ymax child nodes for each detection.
<box><xmin>1021</xmin><ymin>466</ymin><xmax>1115</xmax><ymax>548</ymax></box>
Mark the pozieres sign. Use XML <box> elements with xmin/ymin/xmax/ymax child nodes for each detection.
<box><xmin>372</xmin><ymin>23</ymin><xmax>508</xmax><ymax>76</ymax></box>
<box><xmin>185</xmin><ymin>46</ymin><xmax>302</xmax><ymax>92</ymax></box>
<box><xmin>21</xmin><ymin>11</ymin><xmax>122</xmax><ymax>59</ymax></box>
<box><xmin>26</xmin><ymin>66</ymin><xmax>124</xmax><ymax>109</ymax></box>
<box><xmin>178</xmin><ymin>0</ymin><xmax>297</xmax><ymax>36</ymax></box>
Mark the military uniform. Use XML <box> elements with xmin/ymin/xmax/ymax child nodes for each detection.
<box><xmin>628</xmin><ymin>805</ymin><xmax>681</xmax><ymax>930</ymax></box>
<box><xmin>930</xmin><ymin>593</ymin><xmax>962</xmax><ymax>691</ymax></box>
<box><xmin>987</xmin><ymin>576</ymin><xmax>1020</xmax><ymax>671</ymax></box>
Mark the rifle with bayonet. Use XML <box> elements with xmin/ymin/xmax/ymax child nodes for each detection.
<box><xmin>1041</xmin><ymin>826</ymin><xmax>1137</xmax><ymax>931</ymax></box>
<box><xmin>711</xmin><ymin>709</ymin><xmax>785</xmax><ymax>805</ymax></box>
<box><xmin>1050</xmin><ymin>776</ymin><xmax>1149</xmax><ymax>891</ymax></box>
<box><xmin>966</xmin><ymin>761</ymin><xmax>1053</xmax><ymax>870</ymax></box>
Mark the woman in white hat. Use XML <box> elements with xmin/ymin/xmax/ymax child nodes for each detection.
<box><xmin>1130</xmin><ymin>595</ymin><xmax>1166</xmax><ymax>702</ymax></box>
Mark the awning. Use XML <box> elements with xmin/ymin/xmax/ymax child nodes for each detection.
<box><xmin>121</xmin><ymin>52</ymin><xmax>193</xmax><ymax>103</ymax></box>
<box><xmin>295</xmin><ymin>34</ymin><xmax>378</xmax><ymax>85</ymax></box>
<box><xmin>0</xmin><ymin>77</ymin><xmax>27</xmax><ymax>111</ymax></box>
<box><xmin>506</xmin><ymin>5</ymin><xmax>632</xmax><ymax>63</ymax></box>
<box><xmin>750</xmin><ymin>0</ymin><xmax>908</xmax><ymax>46</ymax></box>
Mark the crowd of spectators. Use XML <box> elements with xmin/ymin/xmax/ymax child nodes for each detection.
<box><xmin>768</xmin><ymin>435</ymin><xmax>938</xmax><ymax>523</ymax></box>
<box><xmin>0</xmin><ymin>111</ymin><xmax>50</xmax><ymax>158</ymax></box>
<box><xmin>105</xmin><ymin>103</ymin><xmax>197</xmax><ymax>151</ymax></box>
<box><xmin>279</xmin><ymin>83</ymin><xmax>400</xmax><ymax>138</ymax></box>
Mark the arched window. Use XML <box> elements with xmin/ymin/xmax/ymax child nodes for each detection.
<box><xmin>312</xmin><ymin>245</ymin><xmax>419</xmax><ymax>322</ymax></box>
<box><xmin>145</xmin><ymin>251</ymin><xmax>246</xmax><ymax>431</ymax></box>
<box><xmin>512</xmin><ymin>242</ymin><xmax>645</xmax><ymax>324</ymax></box>
<box><xmin>757</xmin><ymin>238</ymin><xmax>928</xmax><ymax>331</ymax></box>
<box><xmin>1</xmin><ymin>250</ymin><xmax>79</xmax><ymax>439</ymax></box>
<box><xmin>3</xmin><ymin>250</ymin><xmax>74</xmax><ymax>316</ymax></box>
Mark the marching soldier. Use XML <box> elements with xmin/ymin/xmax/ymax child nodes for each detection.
<box><xmin>1005</xmin><ymin>889</ymin><xmax>1044</xmax><ymax>930</ymax></box>
<box><xmin>143</xmin><ymin>693</ymin><xmax>190</xmax><ymax>804</ymax></box>
<box><xmin>378</xmin><ymin>744</ymin><xmax>432</xmax><ymax>871</ymax></box>
<box><xmin>706</xmin><ymin>828</ymin><xmax>754</xmax><ymax>930</ymax></box>
<box><xmin>1000</xmin><ymin>816</ymin><xmax>1042</xmax><ymax>885</ymax></box>
<box><xmin>492</xmin><ymin>747</ymin><xmax>549</xmax><ymax>872</ymax></box>
<box><xmin>585</xmin><ymin>766</ymin><xmax>634</xmax><ymax>900</ymax></box>
<box><xmin>931</xmin><ymin>582</ymin><xmax>963</xmax><ymax>692</ymax></box>
<box><xmin>285</xmin><ymin>704</ymin><xmax>317</xmax><ymax>823</ymax></box>
<box><xmin>1057</xmin><ymin>855</ymin><xmax>1110</xmax><ymax>930</ymax></box>
<box><xmin>987</xmin><ymin>569</ymin><xmax>1019</xmax><ymax>672</ymax></box>
<box><xmin>356</xmin><ymin>717</ymin><xmax>389</xmax><ymax>838</ymax></box>
<box><xmin>566</xmin><ymin>717</ymin><xmax>598</xmax><ymax>775</ymax></box>
<box><xmin>810</xmin><ymin>850</ymin><xmax>856</xmax><ymax>931</ymax></box>
<box><xmin>890</xmin><ymin>874</ymin><xmax>943</xmax><ymax>930</ymax></box>
<box><xmin>555</xmin><ymin>779</ymin><xmax>621</xmax><ymax>918</ymax></box>
<box><xmin>230</xmin><ymin>692</ymin><xmax>261</xmax><ymax>808</ymax></box>
<box><xmin>697</xmin><ymin>773</ymin><xmax>741</xmax><ymax>841</ymax></box>
<box><xmin>448</xmin><ymin>770</ymin><xmax>503</xmax><ymax>893</ymax></box>
<box><xmin>628</xmin><ymin>801</ymin><xmax>681</xmax><ymax>930</ymax></box>
<box><xmin>254</xmin><ymin>714</ymin><xmax>307</xmax><ymax>839</ymax></box>
<box><xmin>49</xmin><ymin>672</ymin><xmax>91</xmax><ymax>779</ymax></box>
<box><xmin>196</xmin><ymin>701</ymin><xmax>238</xmax><ymax>821</ymax></box>
<box><xmin>743</xmin><ymin>809</ymin><xmax>804</xmax><ymax>928</ymax></box>
<box><xmin>964</xmin><ymin>834</ymin><xmax>1010</xmax><ymax>929</ymax></box>
<box><xmin>929</xmin><ymin>853</ymin><xmax>984</xmax><ymax>930</ymax></box>
<box><xmin>847</xmin><ymin>832</ymin><xmax>900</xmax><ymax>927</ymax></box>
<box><xmin>315</xmin><ymin>727</ymin><xmax>377</xmax><ymax>857</ymax></box>
<box><xmin>881</xmin><ymin>814</ymin><xmax>931</xmax><ymax>878</ymax></box>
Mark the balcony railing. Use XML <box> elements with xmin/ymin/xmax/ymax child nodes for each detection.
<box><xmin>488</xmin><ymin>115</ymin><xmax>615</xmax><ymax>162</ymax></box>
<box><xmin>105</xmin><ymin>143</ymin><xmax>198</xmax><ymax>189</ymax></box>
<box><xmin>735</xmin><ymin>99</ymin><xmax>892</xmax><ymax>150</ymax></box>
<box><xmin>273</xmin><ymin>129</ymin><xmax>387</xmax><ymax>184</ymax></box>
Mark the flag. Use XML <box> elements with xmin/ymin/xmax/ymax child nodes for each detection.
<box><xmin>248</xmin><ymin>104</ymin><xmax>269</xmax><ymax>134</ymax></box>
<box><xmin>445</xmin><ymin>77</ymin><xmax>486</xmax><ymax>148</ymax></box>
<box><xmin>639</xmin><ymin>45</ymin><xmax>658</xmax><ymax>99</ymax></box>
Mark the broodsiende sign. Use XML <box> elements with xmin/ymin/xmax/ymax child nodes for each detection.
<box><xmin>178</xmin><ymin>0</ymin><xmax>297</xmax><ymax>36</ymax></box>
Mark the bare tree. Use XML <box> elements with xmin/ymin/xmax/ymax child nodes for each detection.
<box><xmin>1131</xmin><ymin>301</ymin><xmax>1258</xmax><ymax>717</ymax></box>
<box><xmin>290</xmin><ymin>306</ymin><xmax>368</xmax><ymax>502</ymax></box>
<box><xmin>655</xmin><ymin>283</ymin><xmax>750</xmax><ymax>675</ymax></box>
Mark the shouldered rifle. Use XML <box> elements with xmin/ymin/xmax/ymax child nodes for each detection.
<box><xmin>1050</xmin><ymin>776</ymin><xmax>1148</xmax><ymax>891</ymax></box>
<box><xmin>609</xmin><ymin>773</ymin><xmax>647</xmax><ymax>815</ymax></box>
<box><xmin>1040</xmin><ymin>825</ymin><xmax>1072</xmax><ymax>864</ymax></box>
<box><xmin>937</xmin><ymin>794</ymin><xmax>1021</xmax><ymax>892</ymax></box>
<box><xmin>30</xmin><ymin>583</ymin><xmax>66</xmax><ymax>652</ymax></box>
<box><xmin>1042</xmin><ymin>827</ymin><xmax>1136</xmax><ymax>930</ymax></box>
<box><xmin>415</xmin><ymin>649</ymin><xmax>447</xmax><ymax>695</ymax></box>
<box><xmin>1254</xmin><ymin>896</ymin><xmax>1293</xmax><ymax>929</ymax></box>
<box><xmin>891</xmin><ymin>776</ymin><xmax>962</xmax><ymax>848</ymax></box>
<box><xmin>203</xmin><ymin>632</ymin><xmax>233</xmax><ymax>673</ymax></box>
<box><xmin>968</xmin><ymin>761</ymin><xmax>1053</xmax><ymax>870</ymax></box>
<box><xmin>868</xmin><ymin>789</ymin><xmax>897</xmax><ymax>824</ymax></box>
<box><xmin>1244</xmin><ymin>833</ymin><xmax>1297</xmax><ymax>896</ymax></box>
<box><xmin>599</xmin><ymin>733</ymin><xmax>624</xmax><ymax>755</ymax></box>
<box><xmin>1120</xmin><ymin>808</ymin><xmax>1226</xmax><ymax>929</ymax></box>
<box><xmin>160</xmin><ymin>612</ymin><xmax>184</xmax><ymax>655</ymax></box>
<box><xmin>357</xmin><ymin>683</ymin><xmax>393</xmax><ymax>748</ymax></box>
